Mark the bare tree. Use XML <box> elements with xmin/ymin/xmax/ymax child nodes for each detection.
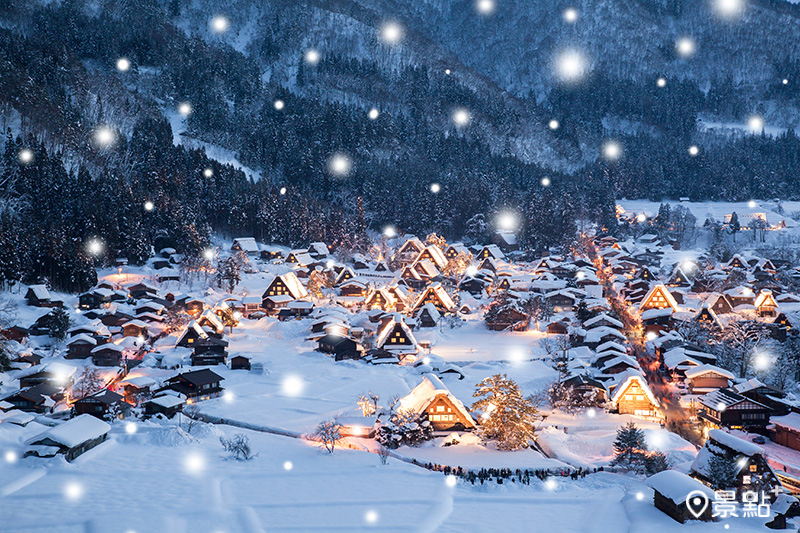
<box><xmin>314</xmin><ymin>420</ymin><xmax>342</xmax><ymax>453</ymax></box>
<box><xmin>220</xmin><ymin>433</ymin><xmax>256</xmax><ymax>461</ymax></box>
<box><xmin>712</xmin><ymin>320</ymin><xmax>767</xmax><ymax>377</ymax></box>
<box><xmin>181</xmin><ymin>404</ymin><xmax>201</xmax><ymax>433</ymax></box>
<box><xmin>376</xmin><ymin>445</ymin><xmax>390</xmax><ymax>465</ymax></box>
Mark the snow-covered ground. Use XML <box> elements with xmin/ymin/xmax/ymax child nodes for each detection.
<box><xmin>0</xmin><ymin>235</ymin><xmax>793</xmax><ymax>531</ymax></box>
<box><xmin>0</xmin><ymin>421</ymin><xmax>771</xmax><ymax>532</ymax></box>
<box><xmin>617</xmin><ymin>199</ymin><xmax>800</xmax><ymax>229</ymax></box>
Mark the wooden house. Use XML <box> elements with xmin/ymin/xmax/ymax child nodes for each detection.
<box><xmin>127</xmin><ymin>282</ymin><xmax>158</xmax><ymax>300</ymax></box>
<box><xmin>733</xmin><ymin>378</ymin><xmax>791</xmax><ymax>417</ymax></box>
<box><xmin>610</xmin><ymin>372</ymin><xmax>660</xmax><ymax>418</ymax></box>
<box><xmin>2</xmin><ymin>383</ymin><xmax>59</xmax><ymax>413</ymax></box>
<box><xmin>692</xmin><ymin>304</ymin><xmax>723</xmax><ymax>329</ymax></box>
<box><xmin>697</xmin><ymin>388</ymin><xmax>771</xmax><ymax>432</ymax></box>
<box><xmin>24</xmin><ymin>414</ymin><xmax>110</xmax><ymax>462</ymax></box>
<box><xmin>398</xmin><ymin>375</ymin><xmax>476</xmax><ymax>432</ymax></box>
<box><xmin>639</xmin><ymin>284</ymin><xmax>679</xmax><ymax>313</ymax></box>
<box><xmin>143</xmin><ymin>395</ymin><xmax>184</xmax><ymax>418</ymax></box>
<box><xmin>261</xmin><ymin>272</ymin><xmax>309</xmax><ymax>305</ymax></box>
<box><xmin>163</xmin><ymin>369</ymin><xmax>224</xmax><ymax>402</ymax></box>
<box><xmin>772</xmin><ymin>413</ymin><xmax>800</xmax><ymax>452</ymax></box>
<box><xmin>691</xmin><ymin>429</ymin><xmax>780</xmax><ymax>496</ymax></box>
<box><xmin>177</xmin><ymin>321</ymin><xmax>208</xmax><ymax>347</ymax></box>
<box><xmin>444</xmin><ymin>243</ymin><xmax>469</xmax><ymax>260</ymax></box>
<box><xmin>230</xmin><ymin>355</ymin><xmax>252</xmax><ymax>371</ymax></box>
<box><xmin>190</xmin><ymin>337</ymin><xmax>229</xmax><ymax>366</ymax></box>
<box><xmin>683</xmin><ymin>365</ymin><xmax>734</xmax><ymax>394</ymax></box>
<box><xmin>411</xmin><ymin>283</ymin><xmax>455</xmax><ymax>314</ymax></box>
<box><xmin>724</xmin><ymin>286</ymin><xmax>755</xmax><ymax>308</ymax></box>
<box><xmin>754</xmin><ymin>289</ymin><xmax>778</xmax><ymax>317</ymax></box>
<box><xmin>197</xmin><ymin>310</ymin><xmax>224</xmax><ymax>334</ymax></box>
<box><xmin>415</xmin><ymin>303</ymin><xmax>441</xmax><ymax>328</ymax></box>
<box><xmin>73</xmin><ymin>389</ymin><xmax>130</xmax><ymax>420</ymax></box>
<box><xmin>91</xmin><ymin>343</ymin><xmax>125</xmax><ymax>367</ymax></box>
<box><xmin>185</xmin><ymin>298</ymin><xmax>206</xmax><ymax>317</ymax></box>
<box><xmin>706</xmin><ymin>293</ymin><xmax>734</xmax><ymax>315</ymax></box>
<box><xmin>317</xmin><ymin>334</ymin><xmax>362</xmax><ymax>361</ymax></box>
<box><xmin>17</xmin><ymin>362</ymin><xmax>75</xmax><ymax>389</ymax></box>
<box><xmin>394</xmin><ymin>237</ymin><xmax>425</xmax><ymax>266</ymax></box>
<box><xmin>365</xmin><ymin>288</ymin><xmax>397</xmax><ymax>311</ymax></box>
<box><xmin>121</xmin><ymin>319</ymin><xmax>149</xmax><ymax>339</ymax></box>
<box><xmin>477</xmin><ymin>244</ymin><xmax>504</xmax><ymax>261</ymax></box>
<box><xmin>0</xmin><ymin>325</ymin><xmax>29</xmax><ymax>343</ymax></box>
<box><xmin>726</xmin><ymin>254</ymin><xmax>748</xmax><ymax>270</ymax></box>
<box><xmin>25</xmin><ymin>285</ymin><xmax>57</xmax><ymax>307</ymax></box>
<box><xmin>375</xmin><ymin>315</ymin><xmax>418</xmax><ymax>357</ymax></box>
<box><xmin>66</xmin><ymin>334</ymin><xmax>98</xmax><ymax>359</ymax></box>
<box><xmin>231</xmin><ymin>237</ymin><xmax>260</xmax><ymax>255</ymax></box>
<box><xmin>339</xmin><ymin>279</ymin><xmax>368</xmax><ymax>298</ymax></box>
<box><xmin>646</xmin><ymin>470</ymin><xmax>714</xmax><ymax>524</ymax></box>
<box><xmin>307</xmin><ymin>242</ymin><xmax>330</xmax><ymax>259</ymax></box>
<box><xmin>486</xmin><ymin>306</ymin><xmax>529</xmax><ymax>332</ymax></box>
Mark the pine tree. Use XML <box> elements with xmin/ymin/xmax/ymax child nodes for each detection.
<box><xmin>728</xmin><ymin>212</ymin><xmax>740</xmax><ymax>242</ymax></box>
<box><xmin>706</xmin><ymin>451</ymin><xmax>737</xmax><ymax>490</ymax></box>
<box><xmin>610</xmin><ymin>422</ymin><xmax>649</xmax><ymax>473</ymax></box>
<box><xmin>48</xmin><ymin>307</ymin><xmax>71</xmax><ymax>341</ymax></box>
<box><xmin>471</xmin><ymin>374</ymin><xmax>540</xmax><ymax>450</ymax></box>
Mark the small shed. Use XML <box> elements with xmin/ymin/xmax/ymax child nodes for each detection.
<box><xmin>25</xmin><ymin>414</ymin><xmax>111</xmax><ymax>461</ymax></box>
<box><xmin>646</xmin><ymin>470</ymin><xmax>714</xmax><ymax>523</ymax></box>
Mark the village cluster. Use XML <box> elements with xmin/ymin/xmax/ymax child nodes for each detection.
<box><xmin>3</xmin><ymin>215</ymin><xmax>800</xmax><ymax>529</ymax></box>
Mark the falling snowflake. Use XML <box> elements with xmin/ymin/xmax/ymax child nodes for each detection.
<box><xmin>368</xmin><ymin>108</ymin><xmax>379</xmax><ymax>120</ymax></box>
<box><xmin>476</xmin><ymin>0</ymin><xmax>496</xmax><ymax>15</ymax></box>
<box><xmin>430</xmin><ymin>183</ymin><xmax>441</xmax><ymax>193</ymax></box>
<box><xmin>563</xmin><ymin>7</ymin><xmax>578</xmax><ymax>23</ymax></box>
<box><xmin>211</xmin><ymin>15</ymin><xmax>229</xmax><ymax>33</ymax></box>
<box><xmin>143</xmin><ymin>201</ymin><xmax>154</xmax><ymax>212</ymax></box>
<box><xmin>380</xmin><ymin>22</ymin><xmax>403</xmax><ymax>44</ymax></box>
<box><xmin>282</xmin><ymin>375</ymin><xmax>305</xmax><ymax>397</ymax></box>
<box><xmin>675</xmin><ymin>37</ymin><xmax>696</xmax><ymax>58</ymax></box>
<box><xmin>656</xmin><ymin>78</ymin><xmax>667</xmax><ymax>88</ymax></box>
<box><xmin>548</xmin><ymin>119</ymin><xmax>559</xmax><ymax>130</ymax></box>
<box><xmin>452</xmin><ymin>108</ymin><xmax>471</xmax><ymax>127</ymax></box>
<box><xmin>178</xmin><ymin>102</ymin><xmax>192</xmax><ymax>116</ymax></box>
<box><xmin>328</xmin><ymin>153</ymin><xmax>352</xmax><ymax>177</ymax></box>
<box><xmin>203</xmin><ymin>168</ymin><xmax>214</xmax><ymax>178</ymax></box>
<box><xmin>18</xmin><ymin>148</ymin><xmax>33</xmax><ymax>164</ymax></box>
<box><xmin>116</xmin><ymin>58</ymin><xmax>130</xmax><ymax>72</ymax></box>
<box><xmin>603</xmin><ymin>140</ymin><xmax>622</xmax><ymax>160</ymax></box>
<box><xmin>94</xmin><ymin>126</ymin><xmax>115</xmax><ymax>147</ymax></box>
<box><xmin>688</xmin><ymin>145</ymin><xmax>699</xmax><ymax>156</ymax></box>
<box><xmin>305</xmin><ymin>49</ymin><xmax>320</xmax><ymax>65</ymax></box>
<box><xmin>555</xmin><ymin>49</ymin><xmax>587</xmax><ymax>83</ymax></box>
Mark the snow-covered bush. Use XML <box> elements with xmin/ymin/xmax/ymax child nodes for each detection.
<box><xmin>375</xmin><ymin>410</ymin><xmax>433</xmax><ymax>449</ymax></box>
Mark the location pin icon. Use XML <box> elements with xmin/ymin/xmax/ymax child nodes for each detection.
<box><xmin>685</xmin><ymin>490</ymin><xmax>710</xmax><ymax>520</ymax></box>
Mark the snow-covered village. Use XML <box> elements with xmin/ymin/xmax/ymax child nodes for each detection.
<box><xmin>5</xmin><ymin>0</ymin><xmax>800</xmax><ymax>532</ymax></box>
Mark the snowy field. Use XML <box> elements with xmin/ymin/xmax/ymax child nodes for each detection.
<box><xmin>0</xmin><ymin>422</ymin><xmax>773</xmax><ymax>532</ymax></box>
<box><xmin>617</xmin><ymin>199</ymin><xmax>800</xmax><ymax>230</ymax></box>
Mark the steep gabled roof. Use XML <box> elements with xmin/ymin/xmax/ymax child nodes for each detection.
<box><xmin>398</xmin><ymin>375</ymin><xmax>475</xmax><ymax>428</ymax></box>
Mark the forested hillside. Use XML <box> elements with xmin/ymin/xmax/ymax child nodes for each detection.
<box><xmin>1</xmin><ymin>0</ymin><xmax>800</xmax><ymax>291</ymax></box>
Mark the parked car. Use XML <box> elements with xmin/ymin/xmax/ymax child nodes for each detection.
<box><xmin>751</xmin><ymin>436</ymin><xmax>766</xmax><ymax>444</ymax></box>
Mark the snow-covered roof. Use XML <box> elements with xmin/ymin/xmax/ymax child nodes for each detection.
<box><xmin>398</xmin><ymin>375</ymin><xmax>475</xmax><ymax>426</ymax></box>
<box><xmin>646</xmin><ymin>470</ymin><xmax>714</xmax><ymax>504</ymax></box>
<box><xmin>27</xmin><ymin>284</ymin><xmax>51</xmax><ymax>300</ymax></box>
<box><xmin>610</xmin><ymin>370</ymin><xmax>658</xmax><ymax>406</ymax></box>
<box><xmin>146</xmin><ymin>395</ymin><xmax>184</xmax><ymax>408</ymax></box>
<box><xmin>583</xmin><ymin>326</ymin><xmax>626</xmax><ymax>344</ymax></box>
<box><xmin>376</xmin><ymin>315</ymin><xmax>417</xmax><ymax>351</ymax></box>
<box><xmin>26</xmin><ymin>414</ymin><xmax>110</xmax><ymax>448</ymax></box>
<box><xmin>121</xmin><ymin>376</ymin><xmax>157</xmax><ymax>388</ymax></box>
<box><xmin>683</xmin><ymin>364</ymin><xmax>735</xmax><ymax>381</ymax></box>
<box><xmin>706</xmin><ymin>429</ymin><xmax>764</xmax><ymax>456</ymax></box>
<box><xmin>66</xmin><ymin>334</ymin><xmax>97</xmax><ymax>346</ymax></box>
<box><xmin>772</xmin><ymin>413</ymin><xmax>800</xmax><ymax>433</ymax></box>
<box><xmin>583</xmin><ymin>313</ymin><xmax>624</xmax><ymax>329</ymax></box>
<box><xmin>232</xmin><ymin>237</ymin><xmax>259</xmax><ymax>253</ymax></box>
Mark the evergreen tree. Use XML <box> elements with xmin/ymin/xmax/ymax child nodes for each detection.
<box><xmin>48</xmin><ymin>307</ymin><xmax>71</xmax><ymax>341</ymax></box>
<box><xmin>610</xmin><ymin>422</ymin><xmax>649</xmax><ymax>473</ymax></box>
<box><xmin>471</xmin><ymin>374</ymin><xmax>540</xmax><ymax>450</ymax></box>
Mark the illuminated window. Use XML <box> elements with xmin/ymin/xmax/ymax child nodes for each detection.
<box><xmin>437</xmin><ymin>406</ymin><xmax>445</xmax><ymax>412</ymax></box>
